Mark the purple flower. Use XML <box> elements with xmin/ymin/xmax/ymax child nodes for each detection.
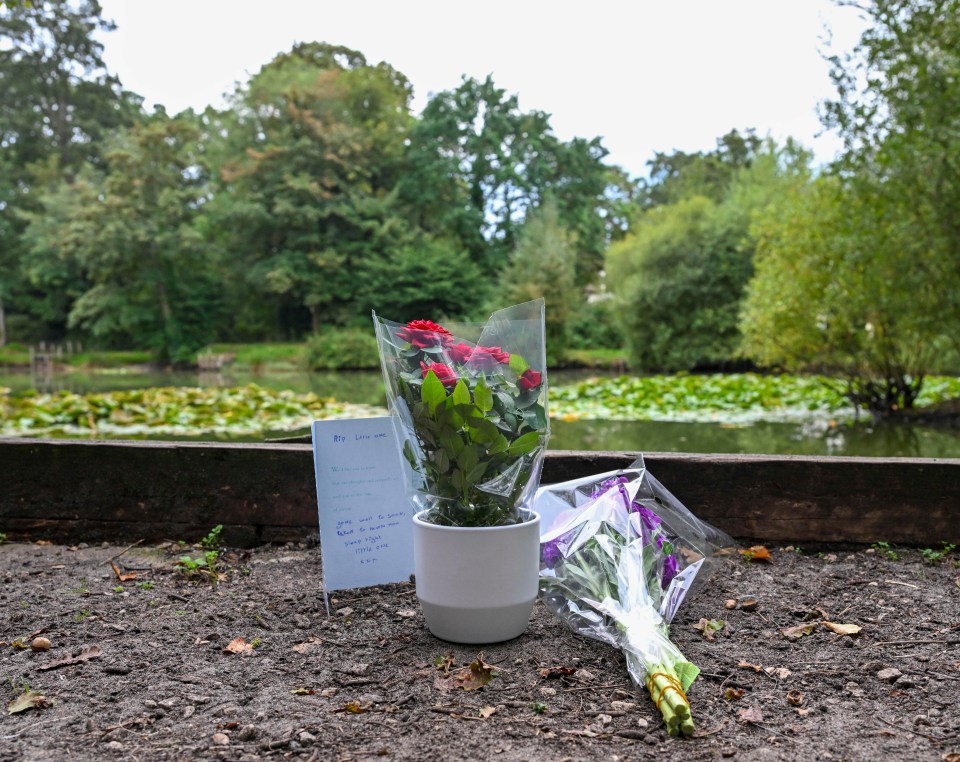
<box><xmin>662</xmin><ymin>554</ymin><xmax>680</xmax><ymax>589</ymax></box>
<box><xmin>542</xmin><ymin>539</ymin><xmax>564</xmax><ymax>569</ymax></box>
<box><xmin>591</xmin><ymin>475</ymin><xmax>629</xmax><ymax>498</ymax></box>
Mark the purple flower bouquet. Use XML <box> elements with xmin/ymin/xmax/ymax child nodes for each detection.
<box><xmin>536</xmin><ymin>458</ymin><xmax>734</xmax><ymax>736</ymax></box>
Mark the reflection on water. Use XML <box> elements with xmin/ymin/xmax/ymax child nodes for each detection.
<box><xmin>549</xmin><ymin>418</ymin><xmax>960</xmax><ymax>459</ymax></box>
<box><xmin>2</xmin><ymin>369</ymin><xmax>959</xmax><ymax>458</ymax></box>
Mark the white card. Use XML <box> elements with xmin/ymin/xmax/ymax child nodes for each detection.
<box><xmin>312</xmin><ymin>417</ymin><xmax>414</xmax><ymax>591</ymax></box>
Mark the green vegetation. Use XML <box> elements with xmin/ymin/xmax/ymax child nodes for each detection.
<box><xmin>306</xmin><ymin>329</ymin><xmax>380</xmax><ymax>370</ymax></box>
<box><xmin>871</xmin><ymin>541</ymin><xmax>899</xmax><ymax>561</ymax></box>
<box><xmin>1</xmin><ymin>1</ymin><xmax>958</xmax><ymax>419</ymax></box>
<box><xmin>0</xmin><ymin>384</ymin><xmax>386</xmax><ymax>439</ymax></box>
<box><xmin>175</xmin><ymin>526</ymin><xmax>226</xmax><ymax>585</ymax></box>
<box><xmin>919</xmin><ymin>543</ymin><xmax>956</xmax><ymax>565</ymax></box>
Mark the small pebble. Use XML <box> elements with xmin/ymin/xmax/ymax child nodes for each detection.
<box><xmin>337</xmin><ymin>607</ymin><xmax>354</xmax><ymax>618</ymax></box>
<box><xmin>876</xmin><ymin>667</ymin><xmax>902</xmax><ymax>683</ymax></box>
<box><xmin>895</xmin><ymin>676</ymin><xmax>918</xmax><ymax>688</ymax></box>
<box><xmin>104</xmin><ymin>741</ymin><xmax>124</xmax><ymax>752</ymax></box>
<box><xmin>182</xmin><ymin>705</ymin><xmax>196</xmax><ymax>719</ymax></box>
<box><xmin>237</xmin><ymin>725</ymin><xmax>258</xmax><ymax>742</ymax></box>
<box><xmin>298</xmin><ymin>731</ymin><xmax>316</xmax><ymax>743</ymax></box>
<box><xmin>31</xmin><ymin>637</ymin><xmax>51</xmax><ymax>651</ymax></box>
<box><xmin>212</xmin><ymin>732</ymin><xmax>230</xmax><ymax>746</ymax></box>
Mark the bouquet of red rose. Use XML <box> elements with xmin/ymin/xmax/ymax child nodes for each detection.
<box><xmin>372</xmin><ymin>300</ymin><xmax>549</xmax><ymax>527</ymax></box>
<box><xmin>536</xmin><ymin>459</ymin><xmax>734</xmax><ymax>736</ymax></box>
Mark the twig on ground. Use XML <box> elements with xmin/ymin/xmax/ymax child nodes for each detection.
<box><xmin>100</xmin><ymin>539</ymin><xmax>144</xmax><ymax>566</ymax></box>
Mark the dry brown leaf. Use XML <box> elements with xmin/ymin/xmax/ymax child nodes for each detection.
<box><xmin>738</xmin><ymin>660</ymin><xmax>764</xmax><ymax>672</ymax></box>
<box><xmin>342</xmin><ymin>700</ymin><xmax>371</xmax><ymax>713</ymax></box>
<box><xmin>539</xmin><ymin>666</ymin><xmax>577</xmax><ymax>679</ymax></box>
<box><xmin>738</xmin><ymin>705</ymin><xmax>764</xmax><ymax>724</ymax></box>
<box><xmin>38</xmin><ymin>645</ymin><xmax>102</xmax><ymax>671</ymax></box>
<box><xmin>692</xmin><ymin>618</ymin><xmax>726</xmax><ymax>640</ymax></box>
<box><xmin>479</xmin><ymin>705</ymin><xmax>498</xmax><ymax>718</ymax></box>
<box><xmin>110</xmin><ymin>561</ymin><xmax>137</xmax><ymax>583</ymax></box>
<box><xmin>434</xmin><ymin>657</ymin><xmax>495</xmax><ymax>693</ymax></box>
<box><xmin>739</xmin><ymin>545</ymin><xmax>773</xmax><ymax>562</ymax></box>
<box><xmin>724</xmin><ymin>688</ymin><xmax>746</xmax><ymax>701</ymax></box>
<box><xmin>290</xmin><ymin>688</ymin><xmax>315</xmax><ymax>696</ymax></box>
<box><xmin>7</xmin><ymin>690</ymin><xmax>52</xmax><ymax>715</ymax></box>
<box><xmin>223</xmin><ymin>638</ymin><xmax>254</xmax><ymax>654</ymax></box>
<box><xmin>781</xmin><ymin>622</ymin><xmax>818</xmax><ymax>640</ymax></box>
<box><xmin>765</xmin><ymin>666</ymin><xmax>792</xmax><ymax>680</ymax></box>
<box><xmin>822</xmin><ymin>621</ymin><xmax>862</xmax><ymax>637</ymax></box>
<box><xmin>291</xmin><ymin>636</ymin><xmax>323</xmax><ymax>654</ymax></box>
<box><xmin>787</xmin><ymin>690</ymin><xmax>804</xmax><ymax>706</ymax></box>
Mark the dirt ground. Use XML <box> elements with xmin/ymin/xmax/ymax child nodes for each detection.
<box><xmin>1</xmin><ymin>536</ymin><xmax>958</xmax><ymax>762</ymax></box>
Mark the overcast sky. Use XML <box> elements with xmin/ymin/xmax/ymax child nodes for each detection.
<box><xmin>96</xmin><ymin>0</ymin><xmax>868</xmax><ymax>179</ymax></box>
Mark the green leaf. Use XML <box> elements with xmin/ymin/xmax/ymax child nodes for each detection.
<box><xmin>421</xmin><ymin>370</ymin><xmax>447</xmax><ymax>412</ymax></box>
<box><xmin>452</xmin><ymin>379</ymin><xmax>471</xmax><ymax>407</ymax></box>
<box><xmin>465</xmin><ymin>461</ymin><xmax>488</xmax><ymax>486</ymax></box>
<box><xmin>506</xmin><ymin>431</ymin><xmax>542</xmax><ymax>458</ymax></box>
<box><xmin>488</xmin><ymin>434</ymin><xmax>509</xmax><ymax>455</ymax></box>
<box><xmin>509</xmin><ymin>354</ymin><xmax>530</xmax><ymax>375</ymax></box>
<box><xmin>474</xmin><ymin>378</ymin><xmax>493</xmax><ymax>413</ymax></box>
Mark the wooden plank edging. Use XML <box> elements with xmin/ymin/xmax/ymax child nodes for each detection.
<box><xmin>0</xmin><ymin>439</ymin><xmax>957</xmax><ymax>546</ymax></box>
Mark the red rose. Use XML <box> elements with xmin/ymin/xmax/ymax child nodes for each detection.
<box><xmin>397</xmin><ymin>319</ymin><xmax>451</xmax><ymax>349</ymax></box>
<box><xmin>446</xmin><ymin>342</ymin><xmax>474</xmax><ymax>364</ymax></box>
<box><xmin>518</xmin><ymin>369</ymin><xmax>542</xmax><ymax>390</ymax></box>
<box><xmin>467</xmin><ymin>345</ymin><xmax>511</xmax><ymax>370</ymax></box>
<box><xmin>421</xmin><ymin>361</ymin><xmax>458</xmax><ymax>387</ymax></box>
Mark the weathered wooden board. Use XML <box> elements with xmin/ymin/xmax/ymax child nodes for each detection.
<box><xmin>1</xmin><ymin>439</ymin><xmax>957</xmax><ymax>546</ymax></box>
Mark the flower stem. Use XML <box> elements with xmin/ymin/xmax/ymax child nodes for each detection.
<box><xmin>646</xmin><ymin>663</ymin><xmax>695</xmax><ymax>737</ymax></box>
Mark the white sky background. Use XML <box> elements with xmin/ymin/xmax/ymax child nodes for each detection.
<box><xmin>96</xmin><ymin>0</ymin><xmax>868</xmax><ymax>180</ymax></box>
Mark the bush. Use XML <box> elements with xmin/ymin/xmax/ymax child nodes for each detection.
<box><xmin>566</xmin><ymin>299</ymin><xmax>622</xmax><ymax>350</ymax></box>
<box><xmin>306</xmin><ymin>328</ymin><xmax>380</xmax><ymax>370</ymax></box>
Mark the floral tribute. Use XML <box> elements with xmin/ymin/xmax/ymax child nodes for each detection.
<box><xmin>535</xmin><ymin>459</ymin><xmax>734</xmax><ymax>736</ymax></box>
<box><xmin>373</xmin><ymin>300</ymin><xmax>549</xmax><ymax>527</ymax></box>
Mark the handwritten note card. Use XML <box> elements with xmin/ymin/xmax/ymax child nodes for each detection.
<box><xmin>312</xmin><ymin>417</ymin><xmax>414</xmax><ymax>591</ymax></box>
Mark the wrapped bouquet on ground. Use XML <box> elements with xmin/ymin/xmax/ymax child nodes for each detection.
<box><xmin>536</xmin><ymin>459</ymin><xmax>734</xmax><ymax>736</ymax></box>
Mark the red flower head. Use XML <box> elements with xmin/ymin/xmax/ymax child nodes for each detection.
<box><xmin>446</xmin><ymin>341</ymin><xmax>474</xmax><ymax>365</ymax></box>
<box><xmin>397</xmin><ymin>319</ymin><xmax>451</xmax><ymax>349</ymax></box>
<box><xmin>518</xmin><ymin>369</ymin><xmax>542</xmax><ymax>390</ymax></box>
<box><xmin>421</xmin><ymin>361</ymin><xmax>458</xmax><ymax>387</ymax></box>
<box><xmin>467</xmin><ymin>345</ymin><xmax>512</xmax><ymax>371</ymax></box>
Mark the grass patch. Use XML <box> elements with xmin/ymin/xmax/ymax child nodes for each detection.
<box><xmin>203</xmin><ymin>343</ymin><xmax>308</xmax><ymax>371</ymax></box>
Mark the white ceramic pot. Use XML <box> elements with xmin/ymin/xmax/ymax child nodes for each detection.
<box><xmin>412</xmin><ymin>510</ymin><xmax>541</xmax><ymax>644</ymax></box>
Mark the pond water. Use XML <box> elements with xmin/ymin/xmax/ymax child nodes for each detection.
<box><xmin>3</xmin><ymin>368</ymin><xmax>959</xmax><ymax>458</ymax></box>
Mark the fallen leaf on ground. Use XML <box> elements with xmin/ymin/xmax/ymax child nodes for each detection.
<box><xmin>38</xmin><ymin>645</ymin><xmax>102</xmax><ymax>671</ymax></box>
<box><xmin>539</xmin><ymin>666</ymin><xmax>577</xmax><ymax>679</ymax></box>
<box><xmin>479</xmin><ymin>705</ymin><xmax>497</xmax><ymax>718</ymax></box>
<box><xmin>781</xmin><ymin>622</ymin><xmax>818</xmax><ymax>640</ymax></box>
<box><xmin>342</xmin><ymin>700</ymin><xmax>371</xmax><ymax>713</ymax></box>
<box><xmin>223</xmin><ymin>638</ymin><xmax>254</xmax><ymax>654</ymax></box>
<box><xmin>290</xmin><ymin>688</ymin><xmax>315</xmax><ymax>695</ymax></box>
<box><xmin>822</xmin><ymin>621</ymin><xmax>862</xmax><ymax>637</ymax></box>
<box><xmin>110</xmin><ymin>562</ymin><xmax>137</xmax><ymax>582</ymax></box>
<box><xmin>292</xmin><ymin>636</ymin><xmax>323</xmax><ymax>654</ymax></box>
<box><xmin>693</xmin><ymin>618</ymin><xmax>726</xmax><ymax>640</ymax></box>
<box><xmin>739</xmin><ymin>545</ymin><xmax>773</xmax><ymax>562</ymax></box>
<box><xmin>724</xmin><ymin>688</ymin><xmax>746</xmax><ymax>701</ymax></box>
<box><xmin>8</xmin><ymin>690</ymin><xmax>52</xmax><ymax>714</ymax></box>
<box><xmin>738</xmin><ymin>660</ymin><xmax>764</xmax><ymax>672</ymax></box>
<box><xmin>787</xmin><ymin>690</ymin><xmax>804</xmax><ymax>706</ymax></box>
<box><xmin>433</xmin><ymin>653</ymin><xmax>455</xmax><ymax>673</ymax></box>
<box><xmin>765</xmin><ymin>666</ymin><xmax>792</xmax><ymax>680</ymax></box>
<box><xmin>10</xmin><ymin>639</ymin><xmax>28</xmax><ymax>650</ymax></box>
<box><xmin>434</xmin><ymin>656</ymin><xmax>495</xmax><ymax>693</ymax></box>
<box><xmin>738</xmin><ymin>705</ymin><xmax>764</xmax><ymax>724</ymax></box>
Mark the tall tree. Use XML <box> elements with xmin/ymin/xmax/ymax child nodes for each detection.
<box><xmin>402</xmin><ymin>75</ymin><xmax>626</xmax><ymax>282</ymax></box>
<box><xmin>739</xmin><ymin>0</ymin><xmax>960</xmax><ymax>412</ymax></box>
<box><xmin>21</xmin><ymin>115</ymin><xmax>219</xmax><ymax>363</ymax></box>
<box><xmin>497</xmin><ymin>198</ymin><xmax>579</xmax><ymax>363</ymax></box>
<box><xmin>0</xmin><ymin>0</ymin><xmax>140</xmax><ymax>340</ymax></box>
<box><xmin>609</xmin><ymin>138</ymin><xmax>809</xmax><ymax>371</ymax></box>
<box><xmin>208</xmin><ymin>43</ymin><xmax>416</xmax><ymax>334</ymax></box>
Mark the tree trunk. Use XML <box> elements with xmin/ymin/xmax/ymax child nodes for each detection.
<box><xmin>0</xmin><ymin>294</ymin><xmax>6</xmax><ymax>347</ymax></box>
